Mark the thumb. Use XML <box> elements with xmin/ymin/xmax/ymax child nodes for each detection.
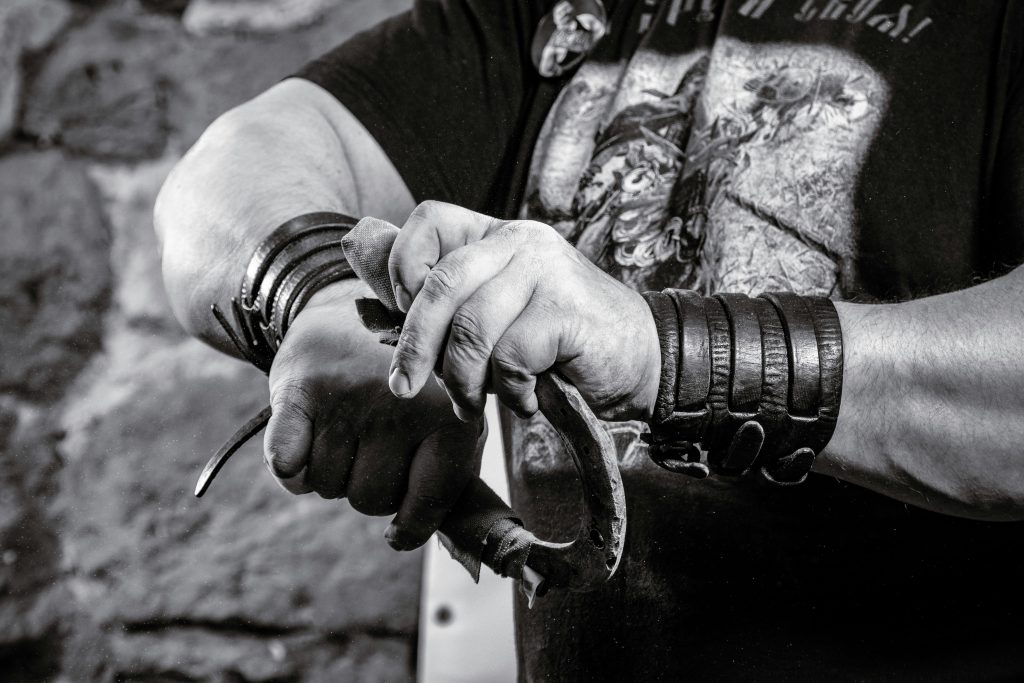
<box><xmin>264</xmin><ymin>380</ymin><xmax>315</xmax><ymax>495</ymax></box>
<box><xmin>387</xmin><ymin>418</ymin><xmax>487</xmax><ymax>550</ymax></box>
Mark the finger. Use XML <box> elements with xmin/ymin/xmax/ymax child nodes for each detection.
<box><xmin>441</xmin><ymin>266</ymin><xmax>536</xmax><ymax>420</ymax></box>
<box><xmin>264</xmin><ymin>381</ymin><xmax>316</xmax><ymax>494</ymax></box>
<box><xmin>389</xmin><ymin>200</ymin><xmax>499</xmax><ymax>312</ymax></box>
<box><xmin>305</xmin><ymin>416</ymin><xmax>359</xmax><ymax>500</ymax></box>
<box><xmin>387</xmin><ymin>419</ymin><xmax>487</xmax><ymax>550</ymax></box>
<box><xmin>346</xmin><ymin>428</ymin><xmax>412</xmax><ymax>517</ymax></box>
<box><xmin>389</xmin><ymin>238</ymin><xmax>514</xmax><ymax>399</ymax></box>
<box><xmin>491</xmin><ymin>307</ymin><xmax>561</xmax><ymax>418</ymax></box>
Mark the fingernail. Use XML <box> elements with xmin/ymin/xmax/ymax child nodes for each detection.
<box><xmin>394</xmin><ymin>283</ymin><xmax>412</xmax><ymax>312</ymax></box>
<box><xmin>266</xmin><ymin>453</ymin><xmax>303</xmax><ymax>480</ymax></box>
<box><xmin>389</xmin><ymin>367</ymin><xmax>412</xmax><ymax>397</ymax></box>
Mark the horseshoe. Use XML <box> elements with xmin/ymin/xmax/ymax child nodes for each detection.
<box><xmin>195</xmin><ymin>215</ymin><xmax>628</xmax><ymax>601</ymax></box>
<box><xmin>195</xmin><ymin>372</ymin><xmax>626</xmax><ymax>600</ymax></box>
<box><xmin>436</xmin><ymin>372</ymin><xmax>626</xmax><ymax>598</ymax></box>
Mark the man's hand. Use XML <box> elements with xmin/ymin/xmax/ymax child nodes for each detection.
<box><xmin>384</xmin><ymin>201</ymin><xmax>661</xmax><ymax>422</ymax></box>
<box><xmin>156</xmin><ymin>82</ymin><xmax>474</xmax><ymax>547</ymax></box>
<box><xmin>264</xmin><ymin>279</ymin><xmax>485</xmax><ymax>550</ymax></box>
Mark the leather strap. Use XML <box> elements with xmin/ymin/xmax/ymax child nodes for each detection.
<box><xmin>671</xmin><ymin>289</ymin><xmax>710</xmax><ymax>410</ymax></box>
<box><xmin>763</xmin><ymin>292</ymin><xmax>821</xmax><ymax>416</ymax></box>
<box><xmin>718</xmin><ymin>293</ymin><xmax>763</xmax><ymax>412</ymax></box>
<box><xmin>643</xmin><ymin>289</ymin><xmax>844</xmax><ymax>486</ymax></box>
<box><xmin>643</xmin><ymin>291</ymin><xmax>680</xmax><ymax>423</ymax></box>
<box><xmin>254</xmin><ymin>230</ymin><xmax>349</xmax><ymax>334</ymax></box>
<box><xmin>703</xmin><ymin>296</ymin><xmax>733</xmax><ymax>468</ymax></box>
<box><xmin>240</xmin><ymin>212</ymin><xmax>356</xmax><ymax>310</ymax></box>
<box><xmin>268</xmin><ymin>251</ymin><xmax>352</xmax><ymax>349</ymax></box>
<box><xmin>199</xmin><ymin>212</ymin><xmax>360</xmax><ymax>497</ymax></box>
<box><xmin>231</xmin><ymin>212</ymin><xmax>358</xmax><ymax>359</ymax></box>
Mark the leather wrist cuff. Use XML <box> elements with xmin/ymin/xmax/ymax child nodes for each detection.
<box><xmin>641</xmin><ymin>289</ymin><xmax>844</xmax><ymax>485</ymax></box>
<box><xmin>210</xmin><ymin>212</ymin><xmax>358</xmax><ymax>374</ymax></box>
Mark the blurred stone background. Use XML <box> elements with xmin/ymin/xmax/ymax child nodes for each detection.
<box><xmin>0</xmin><ymin>0</ymin><xmax>419</xmax><ymax>680</ymax></box>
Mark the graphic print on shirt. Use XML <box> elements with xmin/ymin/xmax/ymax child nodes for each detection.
<box><xmin>514</xmin><ymin>38</ymin><xmax>888</xmax><ymax>474</ymax></box>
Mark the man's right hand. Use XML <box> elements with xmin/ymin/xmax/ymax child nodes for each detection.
<box><xmin>155</xmin><ymin>80</ymin><xmax>480</xmax><ymax>546</ymax></box>
<box><xmin>264</xmin><ymin>278</ymin><xmax>487</xmax><ymax>548</ymax></box>
<box><xmin>262</xmin><ymin>279</ymin><xmax>486</xmax><ymax>551</ymax></box>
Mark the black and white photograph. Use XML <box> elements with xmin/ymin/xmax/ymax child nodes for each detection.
<box><xmin>1</xmin><ymin>0</ymin><xmax>1023</xmax><ymax>680</ymax></box>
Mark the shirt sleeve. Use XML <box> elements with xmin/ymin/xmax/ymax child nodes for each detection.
<box><xmin>295</xmin><ymin>0</ymin><xmax>552</xmax><ymax>214</ymax></box>
<box><xmin>979</xmin><ymin>0</ymin><xmax>1024</xmax><ymax>269</ymax></box>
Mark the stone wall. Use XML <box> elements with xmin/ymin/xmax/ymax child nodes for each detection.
<box><xmin>0</xmin><ymin>1</ymin><xmax>419</xmax><ymax>680</ymax></box>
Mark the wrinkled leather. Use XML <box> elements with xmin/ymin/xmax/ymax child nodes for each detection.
<box><xmin>644</xmin><ymin>289</ymin><xmax>844</xmax><ymax>485</ymax></box>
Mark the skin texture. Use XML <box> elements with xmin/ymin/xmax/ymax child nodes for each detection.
<box><xmin>158</xmin><ymin>77</ymin><xmax>1024</xmax><ymax>531</ymax></box>
<box><xmin>386</xmin><ymin>201</ymin><xmax>661</xmax><ymax>423</ymax></box>
<box><xmin>823</xmin><ymin>273</ymin><xmax>1024</xmax><ymax>521</ymax></box>
<box><xmin>155</xmin><ymin>79</ymin><xmax>482</xmax><ymax>550</ymax></box>
<box><xmin>388</xmin><ymin>203</ymin><xmax>1024</xmax><ymax>522</ymax></box>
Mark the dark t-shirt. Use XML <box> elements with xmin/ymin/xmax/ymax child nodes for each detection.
<box><xmin>299</xmin><ymin>1</ymin><xmax>1024</xmax><ymax>679</ymax></box>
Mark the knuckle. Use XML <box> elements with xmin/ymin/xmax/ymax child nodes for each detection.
<box><xmin>264</xmin><ymin>445</ymin><xmax>294</xmax><ymax>475</ymax></box>
<box><xmin>497</xmin><ymin>221</ymin><xmax>526</xmax><ymax>244</ymax></box>
<box><xmin>394</xmin><ymin>326</ymin><xmax>429</xmax><ymax>365</ymax></box>
<box><xmin>483</xmin><ymin>216</ymin><xmax>507</xmax><ymax>237</ymax></box>
<box><xmin>524</xmin><ymin>220</ymin><xmax>552</xmax><ymax>237</ymax></box>
<box><xmin>502</xmin><ymin>220</ymin><xmax>556</xmax><ymax>242</ymax></box>
<box><xmin>491</xmin><ymin>342</ymin><xmax>527</xmax><ymax>380</ymax></box>
<box><xmin>449</xmin><ymin>310</ymin><xmax>490</xmax><ymax>358</ymax></box>
<box><xmin>412</xmin><ymin>491</ymin><xmax>450</xmax><ymax>515</ymax></box>
<box><xmin>313</xmin><ymin>481</ymin><xmax>343</xmax><ymax>501</ymax></box>
<box><xmin>270</xmin><ymin>378</ymin><xmax>316</xmax><ymax>414</ymax></box>
<box><xmin>348</xmin><ymin>485</ymin><xmax>401</xmax><ymax>516</ymax></box>
<box><xmin>264</xmin><ymin>438</ymin><xmax>307</xmax><ymax>479</ymax></box>
<box><xmin>408</xmin><ymin>200</ymin><xmax>443</xmax><ymax>225</ymax></box>
<box><xmin>491</xmin><ymin>349</ymin><xmax>536</xmax><ymax>415</ymax></box>
<box><xmin>495</xmin><ymin>385</ymin><xmax>535</xmax><ymax>417</ymax></box>
<box><xmin>421</xmin><ymin>262</ymin><xmax>462</xmax><ymax>302</ymax></box>
<box><xmin>309</xmin><ymin>466</ymin><xmax>347</xmax><ymax>501</ymax></box>
<box><xmin>445</xmin><ymin>378</ymin><xmax>483</xmax><ymax>414</ymax></box>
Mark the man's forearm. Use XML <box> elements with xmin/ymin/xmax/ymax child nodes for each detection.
<box><xmin>822</xmin><ymin>266</ymin><xmax>1024</xmax><ymax>520</ymax></box>
<box><xmin>154</xmin><ymin>78</ymin><xmax>414</xmax><ymax>355</ymax></box>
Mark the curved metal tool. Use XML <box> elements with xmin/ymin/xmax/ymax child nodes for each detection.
<box><xmin>513</xmin><ymin>371</ymin><xmax>626</xmax><ymax>591</ymax></box>
<box><xmin>196</xmin><ymin>215</ymin><xmax>628</xmax><ymax>601</ymax></box>
<box><xmin>195</xmin><ymin>406</ymin><xmax>272</xmax><ymax>498</ymax></box>
<box><xmin>341</xmin><ymin>216</ymin><xmax>627</xmax><ymax>597</ymax></box>
<box><xmin>195</xmin><ymin>374</ymin><xmax>626</xmax><ymax>599</ymax></box>
<box><xmin>436</xmin><ymin>372</ymin><xmax>626</xmax><ymax>597</ymax></box>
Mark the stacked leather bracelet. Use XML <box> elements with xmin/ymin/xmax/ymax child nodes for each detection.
<box><xmin>211</xmin><ymin>212</ymin><xmax>359</xmax><ymax>373</ymax></box>
<box><xmin>197</xmin><ymin>212</ymin><xmax>359</xmax><ymax>497</ymax></box>
<box><xmin>641</xmin><ymin>290</ymin><xmax>843</xmax><ymax>485</ymax></box>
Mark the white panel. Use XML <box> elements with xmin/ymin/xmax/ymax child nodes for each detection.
<box><xmin>417</xmin><ymin>399</ymin><xmax>517</xmax><ymax>683</ymax></box>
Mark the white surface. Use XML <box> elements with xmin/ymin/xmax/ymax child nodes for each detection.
<box><xmin>417</xmin><ymin>400</ymin><xmax>517</xmax><ymax>683</ymax></box>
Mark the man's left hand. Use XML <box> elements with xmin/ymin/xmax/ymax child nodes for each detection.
<box><xmin>385</xmin><ymin>201</ymin><xmax>660</xmax><ymax>422</ymax></box>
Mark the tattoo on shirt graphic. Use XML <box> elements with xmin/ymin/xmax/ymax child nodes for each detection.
<box><xmin>515</xmin><ymin>37</ymin><xmax>888</xmax><ymax>474</ymax></box>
